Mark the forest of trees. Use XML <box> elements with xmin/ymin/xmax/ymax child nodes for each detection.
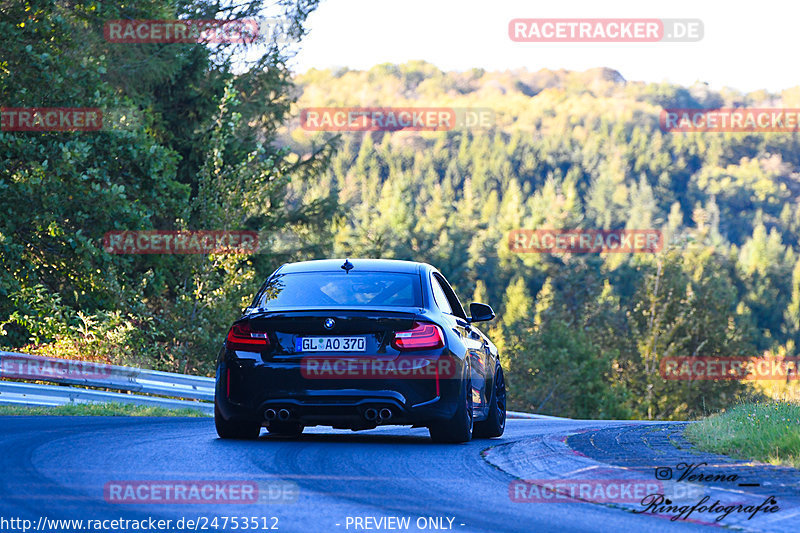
<box><xmin>284</xmin><ymin>63</ymin><xmax>800</xmax><ymax>419</ymax></box>
<box><xmin>1</xmin><ymin>0</ymin><xmax>335</xmax><ymax>372</ymax></box>
<box><xmin>3</xmin><ymin>2</ymin><xmax>799</xmax><ymax>420</ymax></box>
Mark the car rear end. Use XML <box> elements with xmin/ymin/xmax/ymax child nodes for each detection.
<box><xmin>215</xmin><ymin>262</ymin><xmax>465</xmax><ymax>432</ymax></box>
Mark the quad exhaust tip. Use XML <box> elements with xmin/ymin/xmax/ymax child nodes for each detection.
<box><xmin>379</xmin><ymin>408</ymin><xmax>392</xmax><ymax>421</ymax></box>
<box><xmin>364</xmin><ymin>408</ymin><xmax>378</xmax><ymax>421</ymax></box>
<box><xmin>278</xmin><ymin>408</ymin><xmax>291</xmax><ymax>421</ymax></box>
<box><xmin>264</xmin><ymin>409</ymin><xmax>277</xmax><ymax>420</ymax></box>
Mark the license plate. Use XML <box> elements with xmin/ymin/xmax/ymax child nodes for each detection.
<box><xmin>296</xmin><ymin>336</ymin><xmax>366</xmax><ymax>352</ymax></box>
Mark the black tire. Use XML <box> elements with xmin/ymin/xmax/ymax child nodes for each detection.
<box><xmin>266</xmin><ymin>421</ymin><xmax>304</xmax><ymax>438</ymax></box>
<box><xmin>473</xmin><ymin>362</ymin><xmax>506</xmax><ymax>438</ymax></box>
<box><xmin>429</xmin><ymin>372</ymin><xmax>473</xmax><ymax>443</ymax></box>
<box><xmin>214</xmin><ymin>403</ymin><xmax>261</xmax><ymax>440</ymax></box>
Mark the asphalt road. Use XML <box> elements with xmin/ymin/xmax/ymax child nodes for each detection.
<box><xmin>0</xmin><ymin>416</ymin><xmax>796</xmax><ymax>532</ymax></box>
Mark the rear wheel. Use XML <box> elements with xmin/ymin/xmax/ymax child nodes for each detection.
<box><xmin>429</xmin><ymin>373</ymin><xmax>473</xmax><ymax>443</ymax></box>
<box><xmin>214</xmin><ymin>403</ymin><xmax>261</xmax><ymax>440</ymax></box>
<box><xmin>266</xmin><ymin>421</ymin><xmax>304</xmax><ymax>438</ymax></box>
<box><xmin>473</xmin><ymin>362</ymin><xmax>506</xmax><ymax>438</ymax></box>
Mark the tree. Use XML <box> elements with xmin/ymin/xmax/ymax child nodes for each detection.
<box><xmin>0</xmin><ymin>0</ymin><xmax>334</xmax><ymax>375</ymax></box>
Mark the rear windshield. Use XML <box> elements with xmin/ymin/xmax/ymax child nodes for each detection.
<box><xmin>255</xmin><ymin>272</ymin><xmax>422</xmax><ymax>308</ymax></box>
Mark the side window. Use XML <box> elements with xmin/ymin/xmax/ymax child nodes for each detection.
<box><xmin>434</xmin><ymin>273</ymin><xmax>467</xmax><ymax>320</ymax></box>
<box><xmin>431</xmin><ymin>275</ymin><xmax>453</xmax><ymax>315</ymax></box>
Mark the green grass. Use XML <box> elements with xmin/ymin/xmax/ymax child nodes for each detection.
<box><xmin>0</xmin><ymin>402</ymin><xmax>210</xmax><ymax>417</ymax></box>
<box><xmin>684</xmin><ymin>402</ymin><xmax>800</xmax><ymax>468</ymax></box>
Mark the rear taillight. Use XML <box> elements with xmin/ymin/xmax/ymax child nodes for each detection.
<box><xmin>226</xmin><ymin>322</ymin><xmax>270</xmax><ymax>351</ymax></box>
<box><xmin>392</xmin><ymin>322</ymin><xmax>444</xmax><ymax>351</ymax></box>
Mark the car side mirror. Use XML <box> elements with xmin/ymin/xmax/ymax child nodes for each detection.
<box><xmin>468</xmin><ymin>302</ymin><xmax>495</xmax><ymax>323</ymax></box>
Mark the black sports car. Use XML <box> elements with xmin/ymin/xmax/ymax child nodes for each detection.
<box><xmin>214</xmin><ymin>258</ymin><xmax>505</xmax><ymax>443</ymax></box>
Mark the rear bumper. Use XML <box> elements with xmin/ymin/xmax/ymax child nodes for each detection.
<box><xmin>215</xmin><ymin>352</ymin><xmax>465</xmax><ymax>429</ymax></box>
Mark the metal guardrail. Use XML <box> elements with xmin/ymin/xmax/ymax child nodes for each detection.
<box><xmin>0</xmin><ymin>351</ymin><xmax>214</xmax><ymax>414</ymax></box>
<box><xmin>506</xmin><ymin>411</ymin><xmax>540</xmax><ymax>419</ymax></box>
<box><xmin>0</xmin><ymin>350</ymin><xmax>540</xmax><ymax>420</ymax></box>
<box><xmin>0</xmin><ymin>381</ymin><xmax>214</xmax><ymax>414</ymax></box>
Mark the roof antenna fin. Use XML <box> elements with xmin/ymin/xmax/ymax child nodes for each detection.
<box><xmin>341</xmin><ymin>258</ymin><xmax>354</xmax><ymax>273</ymax></box>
